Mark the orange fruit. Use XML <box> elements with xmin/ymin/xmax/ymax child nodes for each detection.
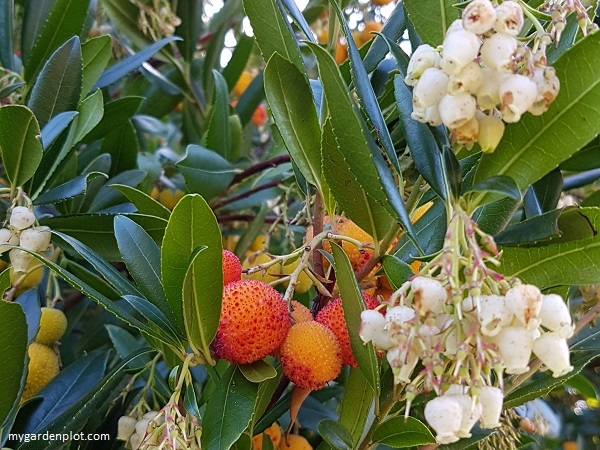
<box><xmin>222</xmin><ymin>250</ymin><xmax>242</xmax><ymax>286</ymax></box>
<box><xmin>213</xmin><ymin>280</ymin><xmax>290</xmax><ymax>364</ymax></box>
<box><xmin>315</xmin><ymin>298</ymin><xmax>357</xmax><ymax>367</ymax></box>
<box><xmin>252</xmin><ymin>104</ymin><xmax>267</xmax><ymax>126</ymax></box>
<box><xmin>279</xmin><ymin>434</ymin><xmax>313</xmax><ymax>450</ymax></box>
<box><xmin>280</xmin><ymin>321</ymin><xmax>342</xmax><ymax>390</ymax></box>
<box><xmin>372</xmin><ymin>0</ymin><xmax>395</xmax><ymax>5</ymax></box>
<box><xmin>253</xmin><ymin>423</ymin><xmax>282</xmax><ymax>450</ymax></box>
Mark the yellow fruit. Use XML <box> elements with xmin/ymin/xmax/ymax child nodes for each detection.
<box><xmin>233</xmin><ymin>71</ymin><xmax>254</xmax><ymax>98</ymax></box>
<box><xmin>243</xmin><ymin>253</ymin><xmax>281</xmax><ymax>284</ymax></box>
<box><xmin>281</xmin><ymin>259</ymin><xmax>312</xmax><ymax>294</ymax></box>
<box><xmin>279</xmin><ymin>434</ymin><xmax>313</xmax><ymax>450</ymax></box>
<box><xmin>158</xmin><ymin>189</ymin><xmax>185</xmax><ymax>210</ymax></box>
<box><xmin>22</xmin><ymin>343</ymin><xmax>60</xmax><ymax>401</ymax></box>
<box><xmin>36</xmin><ymin>307</ymin><xmax>68</xmax><ymax>345</ymax></box>
<box><xmin>253</xmin><ymin>423</ymin><xmax>282</xmax><ymax>450</ymax></box>
<box><xmin>10</xmin><ymin>259</ymin><xmax>45</xmax><ymax>298</ymax></box>
<box><xmin>317</xmin><ymin>29</ymin><xmax>329</xmax><ymax>44</ymax></box>
<box><xmin>150</xmin><ymin>186</ymin><xmax>160</xmax><ymax>200</ymax></box>
<box><xmin>250</xmin><ymin>235</ymin><xmax>267</xmax><ymax>252</ymax></box>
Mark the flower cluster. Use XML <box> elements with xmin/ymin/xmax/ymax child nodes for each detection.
<box><xmin>359</xmin><ymin>208</ymin><xmax>575</xmax><ymax>444</ymax></box>
<box><xmin>0</xmin><ymin>204</ymin><xmax>51</xmax><ymax>272</ymax></box>
<box><xmin>405</xmin><ymin>0</ymin><xmax>561</xmax><ymax>153</ymax></box>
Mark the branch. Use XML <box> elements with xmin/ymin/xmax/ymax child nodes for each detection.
<box><xmin>230</xmin><ymin>155</ymin><xmax>291</xmax><ymax>185</ymax></box>
<box><xmin>213</xmin><ymin>179</ymin><xmax>282</xmax><ymax>210</ymax></box>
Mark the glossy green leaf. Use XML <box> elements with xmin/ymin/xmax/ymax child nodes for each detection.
<box><xmin>27</xmin><ymin>36</ymin><xmax>82</xmax><ymax>128</ymax></box>
<box><xmin>33</xmin><ymin>172</ymin><xmax>106</xmax><ymax>205</ymax></box>
<box><xmin>239</xmin><ymin>360</ymin><xmax>278</xmax><ymax>383</ymax></box>
<box><xmin>184</xmin><ymin>382</ymin><xmax>201</xmax><ymax>419</ymax></box>
<box><xmin>321</xmin><ymin>118</ymin><xmax>394</xmax><ymax>240</ymax></box>
<box><xmin>382</xmin><ymin>255</ymin><xmax>415</xmax><ymax>289</ymax></box>
<box><xmin>177</xmin><ymin>145</ymin><xmax>237</xmax><ymax>201</ymax></box>
<box><xmin>338</xmin><ymin>368</ymin><xmax>374</xmax><ymax>447</ymax></box>
<box><xmin>0</xmin><ymin>105</ymin><xmax>43</xmax><ymax>188</ymax></box>
<box><xmin>81</xmin><ymin>35</ymin><xmax>112</xmax><ymax>100</ymax></box>
<box><xmin>494</xmin><ymin>209</ymin><xmax>562</xmax><ymax>246</ymax></box>
<box><xmin>20</xmin><ymin>0</ymin><xmax>53</xmax><ymax>65</ymax></box>
<box><xmin>264</xmin><ymin>54</ymin><xmax>322</xmax><ymax>190</ymax></box>
<box><xmin>87</xmin><ymin>169</ymin><xmax>146</xmax><ymax>212</ymax></box>
<box><xmin>73</xmin><ymin>88</ymin><xmax>104</xmax><ymax>144</ymax></box>
<box><xmin>0</xmin><ymin>0</ymin><xmax>14</xmax><ymax>71</ymax></box>
<box><xmin>115</xmin><ymin>216</ymin><xmax>177</xmax><ymax>329</ymax></box>
<box><xmin>111</xmin><ymin>184</ymin><xmax>171</xmax><ymax>220</ymax></box>
<box><xmin>465</xmin><ymin>175</ymin><xmax>522</xmax><ymax>202</ymax></box>
<box><xmin>233</xmin><ymin>205</ymin><xmax>268</xmax><ymax>259</ymax></box>
<box><xmin>204</xmin><ymin>71</ymin><xmax>234</xmax><ymax>161</ymax></box>
<box><xmin>202</xmin><ymin>365</ymin><xmax>259</xmax><ymax>450</ymax></box>
<box><xmin>40</xmin><ymin>111</ymin><xmax>77</xmax><ymax>150</ymax></box>
<box><xmin>331</xmin><ymin>242</ymin><xmax>379</xmax><ymax>394</ymax></box>
<box><xmin>175</xmin><ymin>0</ymin><xmax>203</xmax><ymax>62</ymax></box>
<box><xmin>363</xmin><ymin>1</ymin><xmax>407</xmax><ymax>73</ymax></box>
<box><xmin>243</xmin><ymin>0</ymin><xmax>304</xmax><ymax>71</ymax></box>
<box><xmin>121</xmin><ymin>295</ymin><xmax>182</xmax><ymax>345</ymax></box>
<box><xmin>223</xmin><ymin>35</ymin><xmax>255</xmax><ymax>90</ymax></box>
<box><xmin>100</xmin><ymin>122</ymin><xmax>139</xmax><ymax>176</ymax></box>
<box><xmin>83</xmin><ymin>96</ymin><xmax>143</xmax><ymax>143</ymax></box>
<box><xmin>308</xmin><ymin>43</ymin><xmax>419</xmax><ymax>250</ymax></box>
<box><xmin>403</xmin><ymin>0</ymin><xmax>458</xmax><ymax>46</ymax></box>
<box><xmin>24</xmin><ymin>0</ymin><xmax>90</xmax><ymax>83</ymax></box>
<box><xmin>473</xmin><ymin>197</ymin><xmax>520</xmax><ymax>235</ymax></box>
<box><xmin>0</xmin><ymin>82</ymin><xmax>24</xmax><ymax>100</ymax></box>
<box><xmin>565</xmin><ymin>373</ymin><xmax>599</xmax><ymax>399</ymax></box>
<box><xmin>280</xmin><ymin>0</ymin><xmax>314</xmax><ymax>43</ymax></box>
<box><xmin>371</xmin><ymin>417</ymin><xmax>435</xmax><ymax>447</ymax></box>
<box><xmin>161</xmin><ymin>194</ymin><xmax>222</xmax><ymax>337</ymax></box>
<box><xmin>499</xmin><ymin>207</ymin><xmax>600</xmax><ymax>289</ymax></box>
<box><xmin>531</xmin><ymin>169</ymin><xmax>563</xmax><ymax>213</ymax></box>
<box><xmin>474</xmin><ymin>32</ymin><xmax>600</xmax><ymax>202</ymax></box>
<box><xmin>318</xmin><ymin>419</ymin><xmax>352</xmax><ymax>450</ymax></box>
<box><xmin>0</xmin><ymin>301</ymin><xmax>27</xmax><ymax>433</ymax></box>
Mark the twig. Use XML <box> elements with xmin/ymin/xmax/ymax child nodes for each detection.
<box><xmin>213</xmin><ymin>179</ymin><xmax>282</xmax><ymax>210</ymax></box>
<box><xmin>230</xmin><ymin>155</ymin><xmax>291</xmax><ymax>185</ymax></box>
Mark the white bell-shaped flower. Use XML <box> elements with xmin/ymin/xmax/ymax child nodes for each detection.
<box><xmin>446</xmin><ymin>19</ymin><xmax>465</xmax><ymax>34</ymax></box>
<box><xmin>451</xmin><ymin>116</ymin><xmax>479</xmax><ymax>147</ymax></box>
<box><xmin>493</xmin><ymin>1</ymin><xmax>524</xmax><ymax>36</ymax></box>
<box><xmin>19</xmin><ymin>227</ymin><xmax>51</xmax><ymax>253</ymax></box>
<box><xmin>494</xmin><ymin>326</ymin><xmax>535</xmax><ymax>374</ymax></box>
<box><xmin>9</xmin><ymin>249</ymin><xmax>33</xmax><ymax>274</ymax></box>
<box><xmin>411</xmin><ymin>276</ymin><xmax>448</xmax><ymax>315</ymax></box>
<box><xmin>413</xmin><ymin>68</ymin><xmax>449</xmax><ymax>109</ymax></box>
<box><xmin>424</xmin><ymin>396</ymin><xmax>463</xmax><ymax>444</ymax></box>
<box><xmin>411</xmin><ymin>106</ymin><xmax>427</xmax><ymax>123</ymax></box>
<box><xmin>481</xmin><ymin>33</ymin><xmax>518</xmax><ymax>73</ymax></box>
<box><xmin>439</xmin><ymin>94</ymin><xmax>477</xmax><ymax>129</ymax></box>
<box><xmin>360</xmin><ymin>310</ymin><xmax>387</xmax><ymax>344</ymax></box>
<box><xmin>443</xmin><ymin>326</ymin><xmax>460</xmax><ymax>357</ymax></box>
<box><xmin>500</xmin><ymin>74</ymin><xmax>538</xmax><ymax>123</ymax></box>
<box><xmin>476</xmin><ymin>68</ymin><xmax>502</xmax><ymax>109</ymax></box>
<box><xmin>449</xmin><ymin>393</ymin><xmax>483</xmax><ymax>438</ymax></box>
<box><xmin>448</xmin><ymin>61</ymin><xmax>483</xmax><ymax>95</ymax></box>
<box><xmin>532</xmin><ymin>332</ymin><xmax>574</xmax><ymax>378</ymax></box>
<box><xmin>135</xmin><ymin>418</ymin><xmax>150</xmax><ymax>437</ymax></box>
<box><xmin>478</xmin><ymin>386</ymin><xmax>504</xmax><ymax>428</ymax></box>
<box><xmin>129</xmin><ymin>432</ymin><xmax>143</xmax><ymax>450</ymax></box>
<box><xmin>477</xmin><ymin>114</ymin><xmax>505</xmax><ymax>154</ymax></box>
<box><xmin>405</xmin><ymin>44</ymin><xmax>441</xmax><ymax>86</ymax></box>
<box><xmin>372</xmin><ymin>331</ymin><xmax>395</xmax><ymax>351</ymax></box>
<box><xmin>117</xmin><ymin>416</ymin><xmax>137</xmax><ymax>441</ymax></box>
<box><xmin>425</xmin><ymin>105</ymin><xmax>443</xmax><ymax>126</ymax></box>
<box><xmin>441</xmin><ymin>30</ymin><xmax>481</xmax><ymax>76</ymax></box>
<box><xmin>0</xmin><ymin>227</ymin><xmax>19</xmax><ymax>255</ymax></box>
<box><xmin>9</xmin><ymin>206</ymin><xmax>36</xmax><ymax>230</ymax></box>
<box><xmin>387</xmin><ymin>305</ymin><xmax>416</xmax><ymax>328</ymax></box>
<box><xmin>462</xmin><ymin>0</ymin><xmax>497</xmax><ymax>34</ymax></box>
<box><xmin>477</xmin><ymin>294</ymin><xmax>511</xmax><ymax>336</ymax></box>
<box><xmin>539</xmin><ymin>294</ymin><xmax>573</xmax><ymax>338</ymax></box>
<box><xmin>505</xmin><ymin>284</ymin><xmax>543</xmax><ymax>330</ymax></box>
<box><xmin>529</xmin><ymin>66</ymin><xmax>560</xmax><ymax>116</ymax></box>
<box><xmin>387</xmin><ymin>344</ymin><xmax>420</xmax><ymax>384</ymax></box>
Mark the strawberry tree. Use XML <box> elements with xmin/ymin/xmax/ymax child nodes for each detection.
<box><xmin>1</xmin><ymin>0</ymin><xmax>600</xmax><ymax>449</ymax></box>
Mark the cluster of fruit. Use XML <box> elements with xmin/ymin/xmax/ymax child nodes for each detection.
<box><xmin>406</xmin><ymin>0</ymin><xmax>560</xmax><ymax>153</ymax></box>
<box><xmin>22</xmin><ymin>307</ymin><xmax>67</xmax><ymax>401</ymax></box>
<box><xmin>359</xmin><ymin>208</ymin><xmax>576</xmax><ymax>444</ymax></box>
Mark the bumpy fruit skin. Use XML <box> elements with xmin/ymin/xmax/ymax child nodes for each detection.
<box><xmin>36</xmin><ymin>307</ymin><xmax>68</xmax><ymax>345</ymax></box>
<box><xmin>243</xmin><ymin>253</ymin><xmax>281</xmax><ymax>284</ymax></box>
<box><xmin>222</xmin><ymin>250</ymin><xmax>242</xmax><ymax>286</ymax></box>
<box><xmin>252</xmin><ymin>423</ymin><xmax>282</xmax><ymax>450</ymax></box>
<box><xmin>213</xmin><ymin>280</ymin><xmax>290</xmax><ymax>364</ymax></box>
<box><xmin>316</xmin><ymin>298</ymin><xmax>357</xmax><ymax>367</ymax></box>
<box><xmin>10</xmin><ymin>259</ymin><xmax>45</xmax><ymax>298</ymax></box>
<box><xmin>279</xmin><ymin>434</ymin><xmax>313</xmax><ymax>450</ymax></box>
<box><xmin>158</xmin><ymin>189</ymin><xmax>185</xmax><ymax>210</ymax></box>
<box><xmin>280</xmin><ymin>321</ymin><xmax>343</xmax><ymax>390</ymax></box>
<box><xmin>22</xmin><ymin>343</ymin><xmax>60</xmax><ymax>401</ymax></box>
<box><xmin>290</xmin><ymin>300</ymin><xmax>313</xmax><ymax>324</ymax></box>
<box><xmin>362</xmin><ymin>292</ymin><xmax>380</xmax><ymax>310</ymax></box>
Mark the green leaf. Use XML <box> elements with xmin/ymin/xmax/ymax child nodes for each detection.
<box><xmin>111</xmin><ymin>184</ymin><xmax>171</xmax><ymax>220</ymax></box>
<box><xmin>465</xmin><ymin>175</ymin><xmax>522</xmax><ymax>202</ymax></box>
<box><xmin>100</xmin><ymin>122</ymin><xmax>139</xmax><ymax>176</ymax></box>
<box><xmin>0</xmin><ymin>105</ymin><xmax>43</xmax><ymax>188</ymax></box>
<box><xmin>331</xmin><ymin>242</ymin><xmax>379</xmax><ymax>394</ymax></box>
<box><xmin>233</xmin><ymin>205</ymin><xmax>268</xmax><ymax>259</ymax></box>
<box><xmin>73</xmin><ymin>88</ymin><xmax>104</xmax><ymax>144</ymax></box>
<box><xmin>175</xmin><ymin>0</ymin><xmax>203</xmax><ymax>62</ymax></box>
<box><xmin>403</xmin><ymin>0</ymin><xmax>458</xmax><ymax>46</ymax></box>
<box><xmin>264</xmin><ymin>54</ymin><xmax>322</xmax><ymax>190</ymax></box>
<box><xmin>95</xmin><ymin>36</ymin><xmax>182</xmax><ymax>88</ymax></box>
<box><xmin>308</xmin><ymin>43</ymin><xmax>419</xmax><ymax>251</ymax></box>
<box><xmin>0</xmin><ymin>0</ymin><xmax>14</xmax><ymax>71</ymax></box>
<box><xmin>318</xmin><ymin>419</ymin><xmax>352</xmax><ymax>450</ymax></box>
<box><xmin>121</xmin><ymin>295</ymin><xmax>182</xmax><ymax>346</ymax></box>
<box><xmin>82</xmin><ymin>96</ymin><xmax>143</xmax><ymax>143</ymax></box>
<box><xmin>474</xmin><ymin>32</ymin><xmax>600</xmax><ymax>201</ymax></box>
<box><xmin>499</xmin><ymin>207</ymin><xmax>600</xmax><ymax>289</ymax></box>
<box><xmin>27</xmin><ymin>36</ymin><xmax>82</xmax><ymax>128</ymax></box>
<box><xmin>202</xmin><ymin>365</ymin><xmax>259</xmax><ymax>450</ymax></box>
<box><xmin>0</xmin><ymin>301</ymin><xmax>27</xmax><ymax>433</ymax></box>
<box><xmin>20</xmin><ymin>0</ymin><xmax>53</xmax><ymax>66</ymax></box>
<box><xmin>321</xmin><ymin>118</ymin><xmax>394</xmax><ymax>240</ymax></box>
<box><xmin>338</xmin><ymin>369</ymin><xmax>374</xmax><ymax>447</ymax></box>
<box><xmin>23</xmin><ymin>0</ymin><xmax>90</xmax><ymax>83</ymax></box>
<box><xmin>0</xmin><ymin>82</ymin><xmax>24</xmax><ymax>100</ymax></box>
<box><xmin>40</xmin><ymin>111</ymin><xmax>77</xmax><ymax>150</ymax></box>
<box><xmin>184</xmin><ymin>382</ymin><xmax>201</xmax><ymax>419</ymax></box>
<box><xmin>243</xmin><ymin>0</ymin><xmax>304</xmax><ymax>71</ymax></box>
<box><xmin>177</xmin><ymin>145</ymin><xmax>237</xmax><ymax>200</ymax></box>
<box><xmin>114</xmin><ymin>216</ymin><xmax>178</xmax><ymax>330</ymax></box>
<box><xmin>494</xmin><ymin>209</ymin><xmax>562</xmax><ymax>246</ymax></box>
<box><xmin>204</xmin><ymin>71</ymin><xmax>234</xmax><ymax>161</ymax></box>
<box><xmin>81</xmin><ymin>35</ymin><xmax>112</xmax><ymax>100</ymax></box>
<box><xmin>371</xmin><ymin>417</ymin><xmax>435</xmax><ymax>447</ymax></box>
<box><xmin>33</xmin><ymin>172</ymin><xmax>107</xmax><ymax>205</ymax></box>
<box><xmin>382</xmin><ymin>255</ymin><xmax>415</xmax><ymax>289</ymax></box>
<box><xmin>161</xmin><ymin>194</ymin><xmax>222</xmax><ymax>338</ymax></box>
<box><xmin>223</xmin><ymin>35</ymin><xmax>255</xmax><ymax>90</ymax></box>
<box><xmin>564</xmin><ymin>373</ymin><xmax>599</xmax><ymax>399</ymax></box>
<box><xmin>363</xmin><ymin>1</ymin><xmax>407</xmax><ymax>73</ymax></box>
<box><xmin>239</xmin><ymin>360</ymin><xmax>278</xmax><ymax>383</ymax></box>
